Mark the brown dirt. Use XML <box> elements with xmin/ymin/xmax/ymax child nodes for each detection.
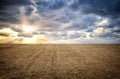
<box><xmin>0</xmin><ymin>44</ymin><xmax>120</xmax><ymax>79</ymax></box>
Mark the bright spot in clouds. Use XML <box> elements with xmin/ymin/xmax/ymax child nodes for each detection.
<box><xmin>94</xmin><ymin>27</ymin><xmax>104</xmax><ymax>34</ymax></box>
<box><xmin>22</xmin><ymin>25</ymin><xmax>36</xmax><ymax>33</ymax></box>
<box><xmin>22</xmin><ymin>35</ymin><xmax>46</xmax><ymax>44</ymax></box>
<box><xmin>96</xmin><ymin>19</ymin><xmax>109</xmax><ymax>26</ymax></box>
<box><xmin>0</xmin><ymin>28</ymin><xmax>18</xmax><ymax>37</ymax></box>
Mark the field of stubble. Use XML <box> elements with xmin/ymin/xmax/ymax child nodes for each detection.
<box><xmin>0</xmin><ymin>44</ymin><xmax>120</xmax><ymax>79</ymax></box>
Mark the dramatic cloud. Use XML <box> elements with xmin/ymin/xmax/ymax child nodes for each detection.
<box><xmin>0</xmin><ymin>0</ymin><xmax>120</xmax><ymax>44</ymax></box>
<box><xmin>0</xmin><ymin>32</ymin><xmax>10</xmax><ymax>37</ymax></box>
<box><xmin>70</xmin><ymin>0</ymin><xmax>120</xmax><ymax>17</ymax></box>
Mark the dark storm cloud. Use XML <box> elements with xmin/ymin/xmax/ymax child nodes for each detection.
<box><xmin>71</xmin><ymin>0</ymin><xmax>120</xmax><ymax>17</ymax></box>
<box><xmin>113</xmin><ymin>28</ymin><xmax>120</xmax><ymax>33</ymax></box>
<box><xmin>36</xmin><ymin>0</ymin><xmax>65</xmax><ymax>12</ymax></box>
<box><xmin>35</xmin><ymin>0</ymin><xmax>120</xmax><ymax>17</ymax></box>
<box><xmin>1</xmin><ymin>0</ymin><xmax>120</xmax><ymax>24</ymax></box>
<box><xmin>0</xmin><ymin>0</ymin><xmax>32</xmax><ymax>24</ymax></box>
<box><xmin>25</xmin><ymin>6</ymin><xmax>34</xmax><ymax>15</ymax></box>
<box><xmin>0</xmin><ymin>0</ymin><xmax>31</xmax><ymax>6</ymax></box>
<box><xmin>105</xmin><ymin>18</ymin><xmax>120</xmax><ymax>28</ymax></box>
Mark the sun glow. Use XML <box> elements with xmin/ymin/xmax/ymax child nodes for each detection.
<box><xmin>22</xmin><ymin>25</ymin><xmax>36</xmax><ymax>33</ymax></box>
<box><xmin>22</xmin><ymin>35</ymin><xmax>45</xmax><ymax>44</ymax></box>
<box><xmin>0</xmin><ymin>28</ymin><xmax>18</xmax><ymax>37</ymax></box>
<box><xmin>0</xmin><ymin>24</ymin><xmax>47</xmax><ymax>44</ymax></box>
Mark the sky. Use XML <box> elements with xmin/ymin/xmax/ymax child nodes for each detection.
<box><xmin>0</xmin><ymin>0</ymin><xmax>120</xmax><ymax>44</ymax></box>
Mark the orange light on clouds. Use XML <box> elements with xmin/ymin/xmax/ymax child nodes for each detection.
<box><xmin>22</xmin><ymin>35</ymin><xmax>46</xmax><ymax>44</ymax></box>
<box><xmin>0</xmin><ymin>28</ymin><xmax>18</xmax><ymax>37</ymax></box>
<box><xmin>0</xmin><ymin>24</ymin><xmax>47</xmax><ymax>44</ymax></box>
